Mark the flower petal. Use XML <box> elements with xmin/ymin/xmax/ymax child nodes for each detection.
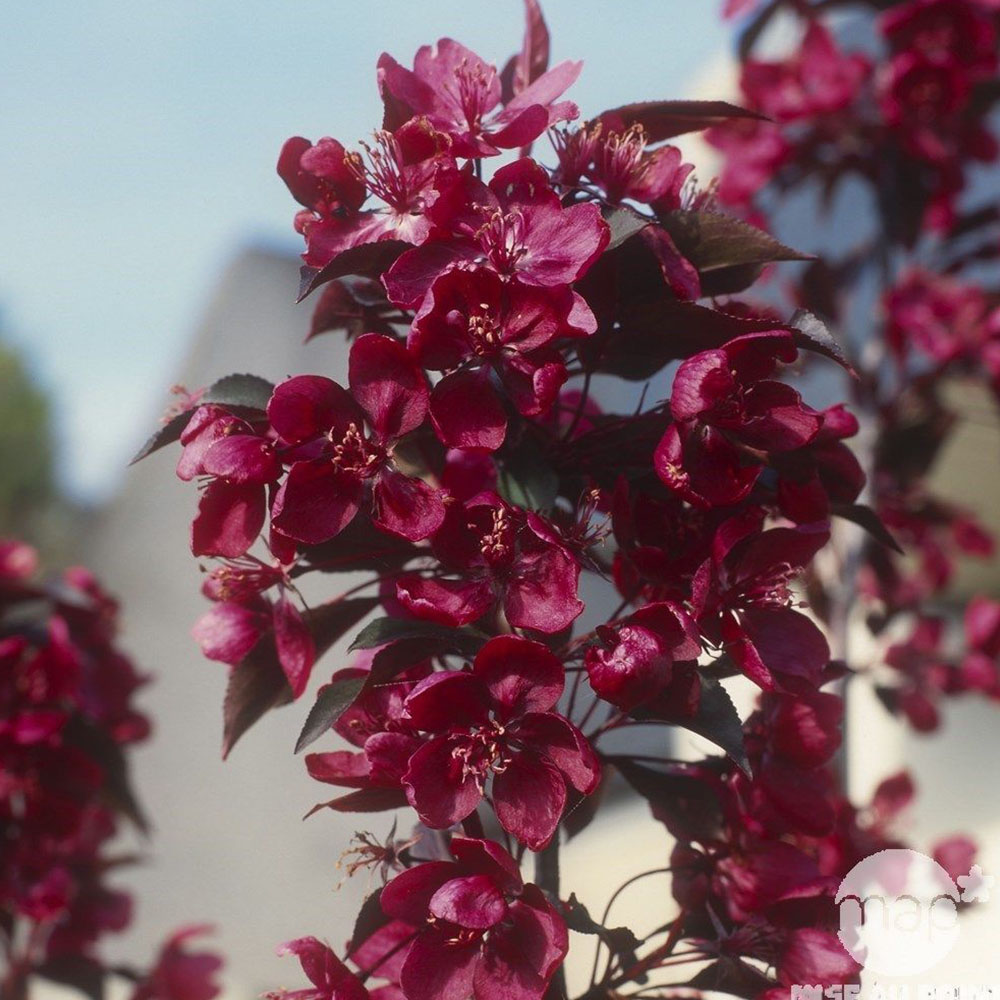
<box><xmin>399</xmin><ymin>930</ymin><xmax>479</xmax><ymax>1000</ymax></box>
<box><xmin>372</xmin><ymin>469</ymin><xmax>445</xmax><ymax>541</ymax></box>
<box><xmin>191</xmin><ymin>482</ymin><xmax>266</xmax><ymax>558</ymax></box>
<box><xmin>395</xmin><ymin>576</ymin><xmax>494</xmax><ymax>627</ymax></box>
<box><xmin>403</xmin><ymin>737</ymin><xmax>483</xmax><ymax>829</ymax></box>
<box><xmin>349</xmin><ymin>334</ymin><xmax>428</xmax><ymax>442</ymax></box>
<box><xmin>472</xmin><ymin>636</ymin><xmax>563</xmax><ymax>718</ymax></box>
<box><xmin>492</xmin><ymin>750</ymin><xmax>565</xmax><ymax>850</ymax></box>
<box><xmin>267</xmin><ymin>375</ymin><xmax>362</xmax><ymax>444</ymax></box>
<box><xmin>429</xmin><ymin>875</ymin><xmax>506</xmax><ymax>929</ymax></box>
<box><xmin>430</xmin><ymin>371</ymin><xmax>508</xmax><ymax>452</ymax></box>
<box><xmin>271</xmin><ymin>462</ymin><xmax>362</xmax><ymax>545</ymax></box>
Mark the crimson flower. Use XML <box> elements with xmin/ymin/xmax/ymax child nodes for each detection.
<box><xmin>585</xmin><ymin>601</ymin><xmax>701</xmax><ymax>710</ymax></box>
<box><xmin>655</xmin><ymin>332</ymin><xmax>821</xmax><ymax>509</ymax></box>
<box><xmin>395</xmin><ymin>494</ymin><xmax>583</xmax><ymax>634</ymax></box>
<box><xmin>305</xmin><ymin>651</ymin><xmax>428</xmax><ymax>804</ymax></box>
<box><xmin>268</xmin><ymin>936</ymin><xmax>369</xmax><ymax>1000</ymax></box>
<box><xmin>377</xmin><ymin>38</ymin><xmax>580</xmax><ymax>157</ymax></box>
<box><xmin>409</xmin><ymin>265</ymin><xmax>591</xmax><ymax>450</ymax></box>
<box><xmin>177</xmin><ymin>404</ymin><xmax>280</xmax><ymax>558</ymax></box>
<box><xmin>379</xmin><ymin>836</ymin><xmax>568</xmax><ymax>1000</ymax></box>
<box><xmin>279</xmin><ymin>123</ymin><xmax>456</xmax><ymax>270</ymax></box>
<box><xmin>131</xmin><ymin>926</ymin><xmax>223</xmax><ymax>1000</ymax></box>
<box><xmin>694</xmin><ymin>519</ymin><xmax>831</xmax><ymax>691</ymax></box>
<box><xmin>741</xmin><ymin>22</ymin><xmax>870</xmax><ymax>123</ymax></box>
<box><xmin>383</xmin><ymin>159</ymin><xmax>609</xmax><ymax>310</ymax></box>
<box><xmin>191</xmin><ymin>558</ymin><xmax>315</xmax><ymax>699</ymax></box>
<box><xmin>268</xmin><ymin>334</ymin><xmax>445</xmax><ymax>545</ymax></box>
<box><xmin>881</xmin><ymin>0</ymin><xmax>998</xmax><ymax>77</ymax></box>
<box><xmin>401</xmin><ymin>636</ymin><xmax>599</xmax><ymax>849</ymax></box>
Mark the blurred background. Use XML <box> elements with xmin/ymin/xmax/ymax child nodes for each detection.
<box><xmin>2</xmin><ymin>0</ymin><xmax>998</xmax><ymax>996</ymax></box>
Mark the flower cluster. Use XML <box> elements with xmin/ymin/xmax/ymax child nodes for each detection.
<box><xmin>713</xmin><ymin>0</ymin><xmax>1000</xmax><ymax>235</ymax></box>
<box><xmin>138</xmin><ymin>1</ymin><xmax>995</xmax><ymax>999</ymax></box>
<box><xmin>0</xmin><ymin>540</ymin><xmax>223</xmax><ymax>1000</ymax></box>
<box><xmin>714</xmin><ymin>0</ymin><xmax>1000</xmax><ymax>733</ymax></box>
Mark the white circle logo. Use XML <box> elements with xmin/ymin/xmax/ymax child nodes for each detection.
<box><xmin>836</xmin><ymin>849</ymin><xmax>960</xmax><ymax>976</ymax></box>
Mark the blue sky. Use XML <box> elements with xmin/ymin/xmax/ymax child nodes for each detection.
<box><xmin>1</xmin><ymin>0</ymin><xmax>730</xmax><ymax>499</ymax></box>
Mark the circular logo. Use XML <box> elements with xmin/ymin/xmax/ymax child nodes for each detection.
<box><xmin>836</xmin><ymin>849</ymin><xmax>960</xmax><ymax>977</ymax></box>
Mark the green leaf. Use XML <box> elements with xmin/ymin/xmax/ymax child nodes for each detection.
<box><xmin>602</xmin><ymin>204</ymin><xmax>651</xmax><ymax>251</ymax></box>
<box><xmin>294</xmin><ymin>675</ymin><xmax>367</xmax><ymax>753</ymax></box>
<box><xmin>202</xmin><ymin>372</ymin><xmax>275</xmax><ymax>412</ymax></box>
<box><xmin>496</xmin><ymin>440</ymin><xmax>559</xmax><ymax>511</ymax></box>
<box><xmin>348</xmin><ymin>616</ymin><xmax>486</xmax><ymax>654</ymax></box>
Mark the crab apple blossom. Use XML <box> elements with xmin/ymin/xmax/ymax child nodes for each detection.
<box><xmin>408</xmin><ymin>265</ymin><xmax>587</xmax><ymax>450</ymax></box>
<box><xmin>402</xmin><ymin>636</ymin><xmax>599</xmax><ymax>849</ymax></box>
<box><xmin>268</xmin><ymin>334</ymin><xmax>445</xmax><ymax>545</ymax></box>
<box><xmin>395</xmin><ymin>494</ymin><xmax>583</xmax><ymax>634</ymax></box>
<box><xmin>383</xmin><ymin>159</ymin><xmax>608</xmax><ymax>310</ymax></box>
<box><xmin>377</xmin><ymin>37</ymin><xmax>580</xmax><ymax>158</ymax></box>
<box><xmin>379</xmin><ymin>837</ymin><xmax>568</xmax><ymax>1000</ymax></box>
<box><xmin>135</xmin><ymin>1</ymin><xmax>1000</xmax><ymax>998</ymax></box>
<box><xmin>0</xmin><ymin>542</ymin><xmax>223</xmax><ymax>1000</ymax></box>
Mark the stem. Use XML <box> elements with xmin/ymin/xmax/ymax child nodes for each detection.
<box><xmin>534</xmin><ymin>840</ymin><xmax>566</xmax><ymax>998</ymax></box>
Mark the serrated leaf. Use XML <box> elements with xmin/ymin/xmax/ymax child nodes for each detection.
<box><xmin>597</xmin><ymin>100</ymin><xmax>766</xmax><ymax>142</ymax></box>
<box><xmin>682</xmin><ymin>675</ymin><xmax>751</xmax><ymax>776</ymax></box>
<box><xmin>293</xmin><ymin>676</ymin><xmax>367</xmax><ymax>753</ymax></box>
<box><xmin>129</xmin><ymin>410</ymin><xmax>196</xmax><ymax>465</ymax></box>
<box><xmin>222</xmin><ymin>641</ymin><xmax>293</xmax><ymax>759</ymax></box>
<box><xmin>602</xmin><ymin>204</ymin><xmax>651</xmax><ymax>252</ymax></box>
<box><xmin>35</xmin><ymin>956</ymin><xmax>106</xmax><ymax>1000</ymax></box>
<box><xmin>686</xmin><ymin>957</ymin><xmax>774</xmax><ymax>998</ymax></box>
<box><xmin>202</xmin><ymin>373</ymin><xmax>275</xmax><ymax>411</ymax></box>
<box><xmin>305</xmin><ymin>597</ymin><xmax>382</xmax><ymax>654</ymax></box>
<box><xmin>305</xmin><ymin>786</ymin><xmax>408</xmax><ymax>817</ymax></box>
<box><xmin>660</xmin><ymin>210</ymin><xmax>811</xmax><ymax>295</ymax></box>
<box><xmin>298</xmin><ymin>241</ymin><xmax>410</xmax><ymax>301</ymax></box>
<box><xmin>789</xmin><ymin>309</ymin><xmax>855</xmax><ymax>375</ymax></box>
<box><xmin>63</xmin><ymin>716</ymin><xmax>149</xmax><ymax>833</ymax></box>
<box><xmin>289</xmin><ymin>597</ymin><xmax>383</xmax><ymax>753</ymax></box>
<box><xmin>833</xmin><ymin>503</ymin><xmax>904</xmax><ymax>554</ymax></box>
<box><xmin>348</xmin><ymin>616</ymin><xmax>486</xmax><ymax>653</ymax></box>
<box><xmin>130</xmin><ymin>373</ymin><xmax>274</xmax><ymax>466</ymax></box>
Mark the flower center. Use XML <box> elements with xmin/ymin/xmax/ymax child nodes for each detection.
<box><xmin>467</xmin><ymin>307</ymin><xmax>502</xmax><ymax>357</ymax></box>
<box><xmin>734</xmin><ymin>563</ymin><xmax>796</xmax><ymax>610</ymax></box>
<box><xmin>452</xmin><ymin>58</ymin><xmax>496</xmax><ymax>128</ymax></box>
<box><xmin>451</xmin><ymin>719</ymin><xmax>510</xmax><ymax>791</ymax></box>
<box><xmin>347</xmin><ymin>133</ymin><xmax>414</xmax><ymax>214</ymax></box>
<box><xmin>329</xmin><ymin>423</ymin><xmax>384</xmax><ymax>477</ymax></box>
<box><xmin>476</xmin><ymin>208</ymin><xmax>529</xmax><ymax>273</ymax></box>
<box><xmin>595</xmin><ymin>124</ymin><xmax>648</xmax><ymax>202</ymax></box>
<box><xmin>478</xmin><ymin>507</ymin><xmax>515</xmax><ymax>565</ymax></box>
